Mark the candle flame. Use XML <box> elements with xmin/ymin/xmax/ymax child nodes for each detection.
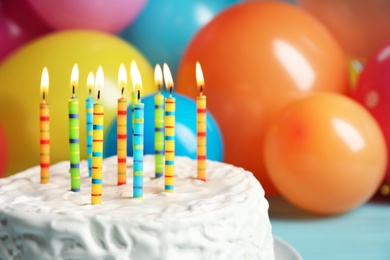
<box><xmin>130</xmin><ymin>60</ymin><xmax>143</xmax><ymax>93</ymax></box>
<box><xmin>70</xmin><ymin>64</ymin><xmax>79</xmax><ymax>92</ymax></box>
<box><xmin>40</xmin><ymin>67</ymin><xmax>49</xmax><ymax>99</ymax></box>
<box><xmin>196</xmin><ymin>61</ymin><xmax>204</xmax><ymax>93</ymax></box>
<box><xmin>87</xmin><ymin>72</ymin><xmax>94</xmax><ymax>91</ymax></box>
<box><xmin>154</xmin><ymin>64</ymin><xmax>163</xmax><ymax>91</ymax></box>
<box><xmin>118</xmin><ymin>63</ymin><xmax>127</xmax><ymax>91</ymax></box>
<box><xmin>95</xmin><ymin>66</ymin><xmax>104</xmax><ymax>95</ymax></box>
<box><xmin>163</xmin><ymin>63</ymin><xmax>174</xmax><ymax>92</ymax></box>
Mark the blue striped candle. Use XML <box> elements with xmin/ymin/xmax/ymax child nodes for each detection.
<box><xmin>86</xmin><ymin>72</ymin><xmax>94</xmax><ymax>177</ymax></box>
<box><xmin>133</xmin><ymin>102</ymin><xmax>144</xmax><ymax>198</ymax></box>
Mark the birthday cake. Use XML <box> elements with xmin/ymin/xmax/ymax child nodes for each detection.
<box><xmin>0</xmin><ymin>155</ymin><xmax>275</xmax><ymax>260</ymax></box>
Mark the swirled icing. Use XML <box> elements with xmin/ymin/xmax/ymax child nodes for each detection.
<box><xmin>0</xmin><ymin>155</ymin><xmax>274</xmax><ymax>259</ymax></box>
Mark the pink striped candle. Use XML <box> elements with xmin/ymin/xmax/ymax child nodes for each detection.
<box><xmin>40</xmin><ymin>67</ymin><xmax>50</xmax><ymax>184</ymax></box>
<box><xmin>117</xmin><ymin>64</ymin><xmax>128</xmax><ymax>185</ymax></box>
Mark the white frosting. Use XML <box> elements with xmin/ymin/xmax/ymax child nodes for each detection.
<box><xmin>0</xmin><ymin>155</ymin><xmax>274</xmax><ymax>260</ymax></box>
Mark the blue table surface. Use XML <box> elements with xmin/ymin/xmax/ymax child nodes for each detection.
<box><xmin>268</xmin><ymin>195</ymin><xmax>390</xmax><ymax>260</ymax></box>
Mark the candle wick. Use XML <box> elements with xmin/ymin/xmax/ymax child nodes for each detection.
<box><xmin>169</xmin><ymin>87</ymin><xmax>173</xmax><ymax>97</ymax></box>
<box><xmin>121</xmin><ymin>87</ymin><xmax>124</xmax><ymax>97</ymax></box>
<box><xmin>97</xmin><ymin>90</ymin><xmax>101</xmax><ymax>101</ymax></box>
<box><xmin>200</xmin><ymin>85</ymin><xmax>203</xmax><ymax>96</ymax></box>
<box><xmin>158</xmin><ymin>83</ymin><xmax>162</xmax><ymax>92</ymax></box>
<box><xmin>89</xmin><ymin>89</ymin><xmax>92</xmax><ymax>96</ymax></box>
<box><xmin>42</xmin><ymin>91</ymin><xmax>46</xmax><ymax>102</ymax></box>
<box><xmin>137</xmin><ymin>89</ymin><xmax>141</xmax><ymax>101</ymax></box>
<box><xmin>72</xmin><ymin>85</ymin><xmax>75</xmax><ymax>97</ymax></box>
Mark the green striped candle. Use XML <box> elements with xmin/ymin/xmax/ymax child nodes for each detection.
<box><xmin>154</xmin><ymin>64</ymin><xmax>164</xmax><ymax>178</ymax></box>
<box><xmin>68</xmin><ymin>64</ymin><xmax>80</xmax><ymax>192</ymax></box>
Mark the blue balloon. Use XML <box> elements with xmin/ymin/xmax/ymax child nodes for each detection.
<box><xmin>119</xmin><ymin>0</ymin><xmax>241</xmax><ymax>79</ymax></box>
<box><xmin>104</xmin><ymin>92</ymin><xmax>224</xmax><ymax>162</ymax></box>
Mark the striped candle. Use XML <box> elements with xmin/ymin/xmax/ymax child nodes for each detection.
<box><xmin>86</xmin><ymin>72</ymin><xmax>95</xmax><ymax>177</ymax></box>
<box><xmin>196</xmin><ymin>62</ymin><xmax>207</xmax><ymax>181</ymax></box>
<box><xmin>130</xmin><ymin>61</ymin><xmax>144</xmax><ymax>199</ymax></box>
<box><xmin>154</xmin><ymin>64</ymin><xmax>164</xmax><ymax>178</ymax></box>
<box><xmin>163</xmin><ymin>63</ymin><xmax>175</xmax><ymax>193</ymax></box>
<box><xmin>69</xmin><ymin>64</ymin><xmax>80</xmax><ymax>192</ymax></box>
<box><xmin>91</xmin><ymin>66</ymin><xmax>104</xmax><ymax>205</ymax></box>
<box><xmin>133</xmin><ymin>102</ymin><xmax>144</xmax><ymax>198</ymax></box>
<box><xmin>117</xmin><ymin>64</ymin><xmax>127</xmax><ymax>185</ymax></box>
<box><xmin>40</xmin><ymin>67</ymin><xmax>50</xmax><ymax>184</ymax></box>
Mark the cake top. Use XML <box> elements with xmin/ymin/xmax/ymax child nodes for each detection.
<box><xmin>0</xmin><ymin>155</ymin><xmax>264</xmax><ymax>221</ymax></box>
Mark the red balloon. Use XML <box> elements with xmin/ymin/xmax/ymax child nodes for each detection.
<box><xmin>0</xmin><ymin>125</ymin><xmax>7</xmax><ymax>177</ymax></box>
<box><xmin>177</xmin><ymin>1</ymin><xmax>349</xmax><ymax>195</ymax></box>
<box><xmin>352</xmin><ymin>41</ymin><xmax>390</xmax><ymax>185</ymax></box>
<box><xmin>298</xmin><ymin>0</ymin><xmax>390</xmax><ymax>60</ymax></box>
<box><xmin>264</xmin><ymin>93</ymin><xmax>387</xmax><ymax>214</ymax></box>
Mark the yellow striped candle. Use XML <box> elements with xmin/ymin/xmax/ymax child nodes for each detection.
<box><xmin>130</xmin><ymin>61</ymin><xmax>144</xmax><ymax>198</ymax></box>
<box><xmin>91</xmin><ymin>66</ymin><xmax>104</xmax><ymax>205</ymax></box>
<box><xmin>69</xmin><ymin>64</ymin><xmax>80</xmax><ymax>192</ymax></box>
<box><xmin>86</xmin><ymin>72</ymin><xmax>94</xmax><ymax>177</ymax></box>
<box><xmin>154</xmin><ymin>64</ymin><xmax>164</xmax><ymax>178</ymax></box>
<box><xmin>117</xmin><ymin>64</ymin><xmax>128</xmax><ymax>185</ymax></box>
<box><xmin>40</xmin><ymin>67</ymin><xmax>50</xmax><ymax>184</ymax></box>
<box><xmin>196</xmin><ymin>62</ymin><xmax>207</xmax><ymax>181</ymax></box>
<box><xmin>163</xmin><ymin>63</ymin><xmax>175</xmax><ymax>193</ymax></box>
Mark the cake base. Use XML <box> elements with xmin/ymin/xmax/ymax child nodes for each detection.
<box><xmin>0</xmin><ymin>156</ymin><xmax>274</xmax><ymax>259</ymax></box>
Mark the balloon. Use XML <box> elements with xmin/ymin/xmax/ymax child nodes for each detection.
<box><xmin>0</xmin><ymin>125</ymin><xmax>7</xmax><ymax>177</ymax></box>
<box><xmin>0</xmin><ymin>16</ymin><xmax>27</xmax><ymax>61</ymax></box>
<box><xmin>119</xmin><ymin>0</ymin><xmax>241</xmax><ymax>78</ymax></box>
<box><xmin>0</xmin><ymin>30</ymin><xmax>156</xmax><ymax>176</ymax></box>
<box><xmin>298</xmin><ymin>0</ymin><xmax>390</xmax><ymax>60</ymax></box>
<box><xmin>352</xmin><ymin>41</ymin><xmax>390</xmax><ymax>185</ymax></box>
<box><xmin>0</xmin><ymin>0</ymin><xmax>51</xmax><ymax>61</ymax></box>
<box><xmin>27</xmin><ymin>0</ymin><xmax>147</xmax><ymax>33</ymax></box>
<box><xmin>2</xmin><ymin>0</ymin><xmax>50</xmax><ymax>36</ymax></box>
<box><xmin>104</xmin><ymin>92</ymin><xmax>224</xmax><ymax>162</ymax></box>
<box><xmin>177</xmin><ymin>1</ymin><xmax>349</xmax><ymax>195</ymax></box>
<box><xmin>264</xmin><ymin>93</ymin><xmax>387</xmax><ymax>214</ymax></box>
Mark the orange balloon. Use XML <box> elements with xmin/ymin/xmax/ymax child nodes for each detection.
<box><xmin>264</xmin><ymin>93</ymin><xmax>387</xmax><ymax>214</ymax></box>
<box><xmin>298</xmin><ymin>0</ymin><xmax>390</xmax><ymax>60</ymax></box>
<box><xmin>177</xmin><ymin>1</ymin><xmax>349</xmax><ymax>195</ymax></box>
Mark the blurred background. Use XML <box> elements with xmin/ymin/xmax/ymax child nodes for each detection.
<box><xmin>1</xmin><ymin>0</ymin><xmax>390</xmax><ymax>216</ymax></box>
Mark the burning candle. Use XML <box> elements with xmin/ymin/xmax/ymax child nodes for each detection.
<box><xmin>117</xmin><ymin>64</ymin><xmax>128</xmax><ymax>186</ymax></box>
<box><xmin>86</xmin><ymin>72</ymin><xmax>95</xmax><ymax>177</ymax></box>
<box><xmin>130</xmin><ymin>61</ymin><xmax>144</xmax><ymax>199</ymax></box>
<box><xmin>163</xmin><ymin>63</ymin><xmax>175</xmax><ymax>193</ymax></box>
<box><xmin>69</xmin><ymin>64</ymin><xmax>80</xmax><ymax>192</ymax></box>
<box><xmin>154</xmin><ymin>64</ymin><xmax>164</xmax><ymax>178</ymax></box>
<box><xmin>196</xmin><ymin>62</ymin><xmax>207</xmax><ymax>181</ymax></box>
<box><xmin>40</xmin><ymin>67</ymin><xmax>50</xmax><ymax>184</ymax></box>
<box><xmin>91</xmin><ymin>66</ymin><xmax>104</xmax><ymax>205</ymax></box>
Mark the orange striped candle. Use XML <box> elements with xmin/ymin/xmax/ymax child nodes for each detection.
<box><xmin>40</xmin><ymin>67</ymin><xmax>50</xmax><ymax>184</ymax></box>
<box><xmin>196</xmin><ymin>62</ymin><xmax>207</xmax><ymax>181</ymax></box>
<box><xmin>117</xmin><ymin>64</ymin><xmax>127</xmax><ymax>185</ymax></box>
<box><xmin>163</xmin><ymin>63</ymin><xmax>175</xmax><ymax>193</ymax></box>
<box><xmin>91</xmin><ymin>66</ymin><xmax>104</xmax><ymax>205</ymax></box>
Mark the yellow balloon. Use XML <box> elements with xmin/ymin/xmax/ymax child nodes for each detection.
<box><xmin>0</xmin><ymin>30</ymin><xmax>156</xmax><ymax>176</ymax></box>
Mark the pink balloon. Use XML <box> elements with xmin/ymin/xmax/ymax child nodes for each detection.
<box><xmin>0</xmin><ymin>0</ymin><xmax>50</xmax><ymax>61</ymax></box>
<box><xmin>3</xmin><ymin>0</ymin><xmax>50</xmax><ymax>36</ymax></box>
<box><xmin>352</xmin><ymin>41</ymin><xmax>390</xmax><ymax>184</ymax></box>
<box><xmin>0</xmin><ymin>16</ymin><xmax>28</xmax><ymax>61</ymax></box>
<box><xmin>27</xmin><ymin>0</ymin><xmax>148</xmax><ymax>33</ymax></box>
